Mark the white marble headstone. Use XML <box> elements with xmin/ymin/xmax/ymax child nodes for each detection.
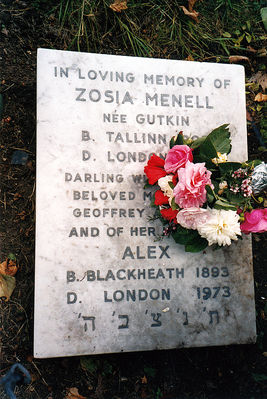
<box><xmin>35</xmin><ymin>48</ymin><xmax>256</xmax><ymax>358</ymax></box>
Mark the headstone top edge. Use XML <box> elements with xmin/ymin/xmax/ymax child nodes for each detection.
<box><xmin>36</xmin><ymin>47</ymin><xmax>245</xmax><ymax>72</ymax></box>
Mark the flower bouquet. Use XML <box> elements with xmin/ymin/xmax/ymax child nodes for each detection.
<box><xmin>144</xmin><ymin>125</ymin><xmax>267</xmax><ymax>253</ymax></box>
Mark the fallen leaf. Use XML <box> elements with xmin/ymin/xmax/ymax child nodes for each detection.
<box><xmin>229</xmin><ymin>55</ymin><xmax>249</xmax><ymax>63</ymax></box>
<box><xmin>180</xmin><ymin>5</ymin><xmax>199</xmax><ymax>22</ymax></box>
<box><xmin>15</xmin><ymin>210</ymin><xmax>27</xmax><ymax>220</ymax></box>
<box><xmin>249</xmin><ymin>71</ymin><xmax>267</xmax><ymax>91</ymax></box>
<box><xmin>0</xmin><ymin>259</ymin><xmax>18</xmax><ymax>276</ymax></box>
<box><xmin>246</xmin><ymin>45</ymin><xmax>257</xmax><ymax>53</ymax></box>
<box><xmin>254</xmin><ymin>92</ymin><xmax>267</xmax><ymax>102</ymax></box>
<box><xmin>185</xmin><ymin>55</ymin><xmax>194</xmax><ymax>61</ymax></box>
<box><xmin>246</xmin><ymin>110</ymin><xmax>253</xmax><ymax>121</ymax></box>
<box><xmin>188</xmin><ymin>0</ymin><xmax>199</xmax><ymax>12</ymax></box>
<box><xmin>13</xmin><ymin>193</ymin><xmax>22</xmax><ymax>201</ymax></box>
<box><xmin>0</xmin><ymin>274</ymin><xmax>16</xmax><ymax>301</ymax></box>
<box><xmin>141</xmin><ymin>375</ymin><xmax>148</xmax><ymax>384</ymax></box>
<box><xmin>257</xmin><ymin>47</ymin><xmax>267</xmax><ymax>57</ymax></box>
<box><xmin>65</xmin><ymin>387</ymin><xmax>87</xmax><ymax>399</ymax></box>
<box><xmin>261</xmin><ymin>7</ymin><xmax>267</xmax><ymax>31</ymax></box>
<box><xmin>110</xmin><ymin>0</ymin><xmax>127</xmax><ymax>12</ymax></box>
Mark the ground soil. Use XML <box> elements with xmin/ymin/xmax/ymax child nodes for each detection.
<box><xmin>0</xmin><ymin>1</ymin><xmax>267</xmax><ymax>398</ymax></box>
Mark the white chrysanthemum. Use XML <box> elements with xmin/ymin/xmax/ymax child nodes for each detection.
<box><xmin>158</xmin><ymin>175</ymin><xmax>174</xmax><ymax>197</ymax></box>
<box><xmin>198</xmin><ymin>209</ymin><xmax>241</xmax><ymax>246</ymax></box>
<box><xmin>158</xmin><ymin>175</ymin><xmax>175</xmax><ymax>205</ymax></box>
<box><xmin>212</xmin><ymin>152</ymin><xmax>228</xmax><ymax>165</ymax></box>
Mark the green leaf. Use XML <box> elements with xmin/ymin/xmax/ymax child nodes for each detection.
<box><xmin>170</xmin><ymin>132</ymin><xmax>184</xmax><ymax>148</ymax></box>
<box><xmin>261</xmin><ymin>7</ymin><xmax>267</xmax><ymax>31</ymax></box>
<box><xmin>206</xmin><ymin>184</ymin><xmax>215</xmax><ymax>203</ymax></box>
<box><xmin>103</xmin><ymin>360</ymin><xmax>113</xmax><ymax>375</ymax></box>
<box><xmin>199</xmin><ymin>137</ymin><xmax>218</xmax><ymax>160</ymax></box>
<box><xmin>170</xmin><ymin>136</ymin><xmax>176</xmax><ymax>148</ymax></box>
<box><xmin>206</xmin><ymin>185</ymin><xmax>214</xmax><ymax>197</ymax></box>
<box><xmin>246</xmin><ymin>33</ymin><xmax>252</xmax><ymax>43</ymax></box>
<box><xmin>207</xmin><ymin>193</ymin><xmax>214</xmax><ymax>203</ymax></box>
<box><xmin>168</xmin><ymin>181</ymin><xmax>174</xmax><ymax>189</ymax></box>
<box><xmin>172</xmin><ymin>228</ymin><xmax>199</xmax><ymax>245</ymax></box>
<box><xmin>252</xmin><ymin>373</ymin><xmax>267</xmax><ymax>382</ymax></box>
<box><xmin>80</xmin><ymin>357</ymin><xmax>98</xmax><ymax>374</ymax></box>
<box><xmin>171</xmin><ymin>197</ymin><xmax>178</xmax><ymax>210</ymax></box>
<box><xmin>176</xmin><ymin>132</ymin><xmax>184</xmax><ymax>145</ymax></box>
<box><xmin>185</xmin><ymin>237</ymin><xmax>208</xmax><ymax>252</ymax></box>
<box><xmin>222</xmin><ymin>32</ymin><xmax>231</xmax><ymax>38</ymax></box>
<box><xmin>207</xmin><ymin>124</ymin><xmax>231</xmax><ymax>154</ymax></box>
<box><xmin>8</xmin><ymin>253</ymin><xmax>16</xmax><ymax>261</ymax></box>
<box><xmin>218</xmin><ymin>162</ymin><xmax>241</xmax><ymax>174</ymax></box>
<box><xmin>225</xmin><ymin>192</ymin><xmax>246</xmax><ymax>205</ymax></box>
<box><xmin>246</xmin><ymin>159</ymin><xmax>262</xmax><ymax>168</ymax></box>
<box><xmin>150</xmin><ymin>194</ymin><xmax>156</xmax><ymax>207</ymax></box>
<box><xmin>190</xmin><ymin>136</ymin><xmax>206</xmax><ymax>150</ymax></box>
<box><xmin>197</xmin><ymin>125</ymin><xmax>231</xmax><ymax>162</ymax></box>
<box><xmin>214</xmin><ymin>200</ymin><xmax>237</xmax><ymax>211</ymax></box>
<box><xmin>144</xmin><ymin>180</ymin><xmax>153</xmax><ymax>189</ymax></box>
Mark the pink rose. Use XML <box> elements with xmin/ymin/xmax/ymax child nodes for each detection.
<box><xmin>176</xmin><ymin>207</ymin><xmax>209</xmax><ymax>230</ymax></box>
<box><xmin>164</xmin><ymin>145</ymin><xmax>193</xmax><ymax>173</ymax></box>
<box><xmin>240</xmin><ymin>208</ymin><xmax>267</xmax><ymax>233</ymax></box>
<box><xmin>173</xmin><ymin>161</ymin><xmax>213</xmax><ymax>208</ymax></box>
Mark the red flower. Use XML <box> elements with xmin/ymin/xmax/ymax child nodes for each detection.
<box><xmin>160</xmin><ymin>208</ymin><xmax>178</xmax><ymax>223</ymax></box>
<box><xmin>154</xmin><ymin>190</ymin><xmax>169</xmax><ymax>205</ymax></box>
<box><xmin>144</xmin><ymin>154</ymin><xmax>167</xmax><ymax>185</ymax></box>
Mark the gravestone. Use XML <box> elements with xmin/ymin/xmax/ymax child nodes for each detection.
<box><xmin>34</xmin><ymin>48</ymin><xmax>256</xmax><ymax>358</ymax></box>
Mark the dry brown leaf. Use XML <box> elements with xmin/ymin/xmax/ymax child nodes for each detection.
<box><xmin>141</xmin><ymin>375</ymin><xmax>148</xmax><ymax>384</ymax></box>
<box><xmin>180</xmin><ymin>6</ymin><xmax>199</xmax><ymax>22</ymax></box>
<box><xmin>13</xmin><ymin>192</ymin><xmax>22</xmax><ymax>201</ymax></box>
<box><xmin>188</xmin><ymin>0</ymin><xmax>199</xmax><ymax>12</ymax></box>
<box><xmin>246</xmin><ymin>110</ymin><xmax>253</xmax><ymax>122</ymax></box>
<box><xmin>65</xmin><ymin>387</ymin><xmax>87</xmax><ymax>399</ymax></box>
<box><xmin>185</xmin><ymin>55</ymin><xmax>194</xmax><ymax>61</ymax></box>
<box><xmin>110</xmin><ymin>0</ymin><xmax>127</xmax><ymax>12</ymax></box>
<box><xmin>0</xmin><ymin>259</ymin><xmax>18</xmax><ymax>276</ymax></box>
<box><xmin>246</xmin><ymin>45</ymin><xmax>257</xmax><ymax>53</ymax></box>
<box><xmin>229</xmin><ymin>55</ymin><xmax>249</xmax><ymax>63</ymax></box>
<box><xmin>249</xmin><ymin>71</ymin><xmax>267</xmax><ymax>91</ymax></box>
<box><xmin>0</xmin><ymin>274</ymin><xmax>16</xmax><ymax>301</ymax></box>
<box><xmin>254</xmin><ymin>92</ymin><xmax>267</xmax><ymax>102</ymax></box>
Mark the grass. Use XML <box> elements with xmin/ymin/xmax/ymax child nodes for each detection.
<box><xmin>48</xmin><ymin>0</ymin><xmax>267</xmax><ymax>62</ymax></box>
